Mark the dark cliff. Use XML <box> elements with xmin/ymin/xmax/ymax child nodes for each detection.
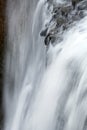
<box><xmin>0</xmin><ymin>0</ymin><xmax>6</xmax><ymax>129</ymax></box>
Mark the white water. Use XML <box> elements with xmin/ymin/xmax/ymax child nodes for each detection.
<box><xmin>4</xmin><ymin>0</ymin><xmax>87</xmax><ymax>130</ymax></box>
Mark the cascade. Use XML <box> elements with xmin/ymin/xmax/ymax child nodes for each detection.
<box><xmin>4</xmin><ymin>0</ymin><xmax>87</xmax><ymax>130</ymax></box>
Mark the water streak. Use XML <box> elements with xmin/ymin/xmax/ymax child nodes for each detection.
<box><xmin>4</xmin><ymin>0</ymin><xmax>87</xmax><ymax>130</ymax></box>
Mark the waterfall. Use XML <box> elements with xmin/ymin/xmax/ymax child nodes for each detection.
<box><xmin>4</xmin><ymin>0</ymin><xmax>87</xmax><ymax>130</ymax></box>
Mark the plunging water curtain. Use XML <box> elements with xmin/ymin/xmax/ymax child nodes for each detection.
<box><xmin>3</xmin><ymin>0</ymin><xmax>87</xmax><ymax>130</ymax></box>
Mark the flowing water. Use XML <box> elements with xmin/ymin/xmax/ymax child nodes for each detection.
<box><xmin>4</xmin><ymin>0</ymin><xmax>87</xmax><ymax>130</ymax></box>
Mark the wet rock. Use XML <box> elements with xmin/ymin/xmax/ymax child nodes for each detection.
<box><xmin>56</xmin><ymin>17</ymin><xmax>67</xmax><ymax>26</ymax></box>
<box><xmin>72</xmin><ymin>0</ymin><xmax>78</xmax><ymax>9</ymax></box>
<box><xmin>78</xmin><ymin>0</ymin><xmax>87</xmax><ymax>10</ymax></box>
<box><xmin>44</xmin><ymin>33</ymin><xmax>50</xmax><ymax>46</ymax></box>
<box><xmin>44</xmin><ymin>33</ymin><xmax>56</xmax><ymax>46</ymax></box>
<box><xmin>40</xmin><ymin>0</ymin><xmax>86</xmax><ymax>47</ymax></box>
<box><xmin>72</xmin><ymin>14</ymin><xmax>80</xmax><ymax>20</ymax></box>
<box><xmin>53</xmin><ymin>6</ymin><xmax>60</xmax><ymax>14</ymax></box>
<box><xmin>40</xmin><ymin>28</ymin><xmax>48</xmax><ymax>37</ymax></box>
<box><xmin>79</xmin><ymin>11</ymin><xmax>84</xmax><ymax>18</ymax></box>
<box><xmin>61</xmin><ymin>5</ymin><xmax>73</xmax><ymax>17</ymax></box>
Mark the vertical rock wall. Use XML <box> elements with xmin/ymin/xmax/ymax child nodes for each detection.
<box><xmin>0</xmin><ymin>0</ymin><xmax>6</xmax><ymax>129</ymax></box>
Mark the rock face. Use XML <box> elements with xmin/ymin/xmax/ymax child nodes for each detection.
<box><xmin>40</xmin><ymin>0</ymin><xmax>87</xmax><ymax>46</ymax></box>
<box><xmin>0</xmin><ymin>0</ymin><xmax>6</xmax><ymax>129</ymax></box>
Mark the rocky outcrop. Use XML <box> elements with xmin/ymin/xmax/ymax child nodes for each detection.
<box><xmin>40</xmin><ymin>0</ymin><xmax>87</xmax><ymax>46</ymax></box>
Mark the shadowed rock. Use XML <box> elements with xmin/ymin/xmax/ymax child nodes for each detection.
<box><xmin>40</xmin><ymin>28</ymin><xmax>48</xmax><ymax>37</ymax></box>
<box><xmin>40</xmin><ymin>0</ymin><xmax>87</xmax><ymax>46</ymax></box>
